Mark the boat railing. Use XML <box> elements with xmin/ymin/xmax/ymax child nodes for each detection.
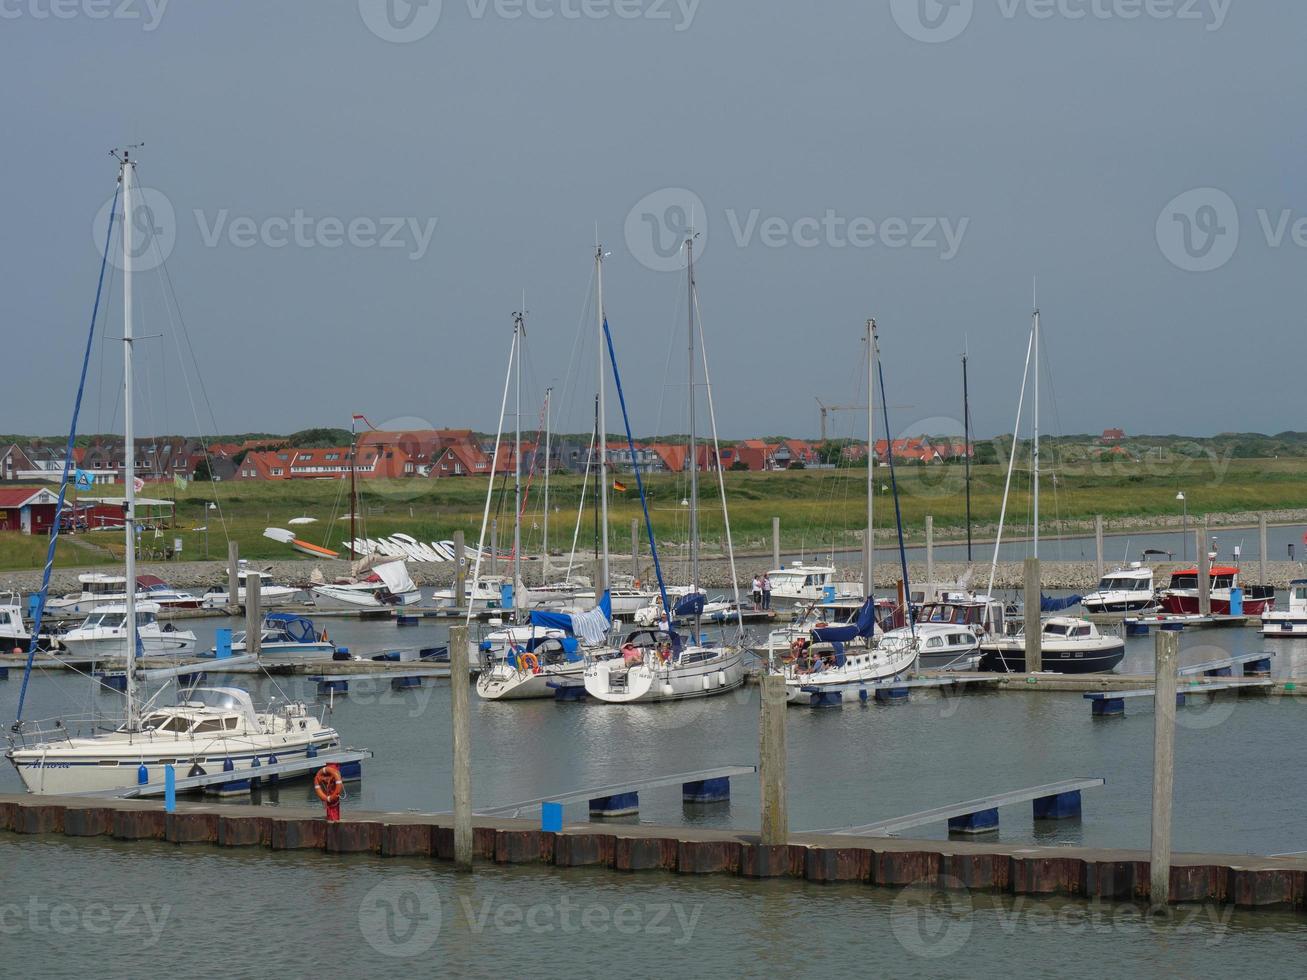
<box><xmin>7</xmin><ymin>713</ymin><xmax>117</xmax><ymax>748</ymax></box>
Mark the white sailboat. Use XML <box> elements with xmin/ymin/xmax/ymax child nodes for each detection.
<box><xmin>5</xmin><ymin>151</ymin><xmax>339</xmax><ymax>795</ymax></box>
<box><xmin>584</xmin><ymin>234</ymin><xmax>745</xmax><ymax>704</ymax></box>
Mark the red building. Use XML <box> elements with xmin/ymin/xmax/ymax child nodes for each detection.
<box><xmin>0</xmin><ymin>487</ymin><xmax>60</xmax><ymax>534</ymax></box>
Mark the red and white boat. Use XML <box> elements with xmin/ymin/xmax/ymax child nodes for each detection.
<box><xmin>1157</xmin><ymin>564</ymin><xmax>1275</xmax><ymax>616</ymax></box>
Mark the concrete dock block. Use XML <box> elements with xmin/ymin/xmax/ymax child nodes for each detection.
<box><xmin>494</xmin><ymin>829</ymin><xmax>553</xmax><ymax>865</ymax></box>
<box><xmin>380</xmin><ymin>823</ymin><xmax>437</xmax><ymax>858</ymax></box>
<box><xmin>612</xmin><ymin>835</ymin><xmax>678</xmax><ymax>872</ymax></box>
<box><xmin>553</xmin><ymin>832</ymin><xmax>616</xmax><ymax>868</ymax></box>
<box><xmin>218</xmin><ymin>815</ymin><xmax>271</xmax><ymax>848</ymax></box>
<box><xmin>1227</xmin><ymin>867</ymin><xmax>1304</xmax><ymax>909</ymax></box>
<box><xmin>165</xmin><ymin>811</ymin><xmax>220</xmax><ymax>845</ymax></box>
<box><xmin>1086</xmin><ymin>860</ymin><xmax>1146</xmax><ymax>901</ymax></box>
<box><xmin>12</xmin><ymin>803</ymin><xmax>65</xmax><ymax>835</ymax></box>
<box><xmin>325</xmin><ymin>820</ymin><xmax>382</xmax><ymax>854</ymax></box>
<box><xmin>62</xmin><ymin>807</ymin><xmax>115</xmax><ymax>838</ymax></box>
<box><xmin>112</xmin><ymin>809</ymin><xmax>167</xmax><ymax>841</ymax></box>
<box><xmin>0</xmin><ymin>800</ymin><xmax>17</xmax><ymax>832</ymax></box>
<box><xmin>1165</xmin><ymin>864</ymin><xmax>1226</xmax><ymax>905</ymax></box>
<box><xmin>942</xmin><ymin>852</ymin><xmax>1011</xmax><ymax>892</ymax></box>
<box><xmin>269</xmin><ymin>817</ymin><xmax>327</xmax><ymax>851</ymax></box>
<box><xmin>872</xmin><ymin>850</ymin><xmax>942</xmax><ymax>887</ymax></box>
<box><xmin>676</xmin><ymin>839</ymin><xmax>742</xmax><ymax>875</ymax></box>
<box><xmin>802</xmin><ymin>847</ymin><xmax>872</xmax><ymax>884</ymax></box>
<box><xmin>739</xmin><ymin>843</ymin><xmax>805</xmax><ymax>879</ymax></box>
<box><xmin>1010</xmin><ymin>855</ymin><xmax>1087</xmax><ymax>897</ymax></box>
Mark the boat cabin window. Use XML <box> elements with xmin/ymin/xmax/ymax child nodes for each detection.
<box><xmin>949</xmin><ymin>634</ymin><xmax>971</xmax><ymax>646</ymax></box>
<box><xmin>1213</xmin><ymin>575</ymin><xmax>1234</xmax><ymax>590</ymax></box>
<box><xmin>191</xmin><ymin>718</ymin><xmax>229</xmax><ymax>734</ymax></box>
<box><xmin>225</xmin><ymin>717</ymin><xmax>240</xmax><ymax>730</ymax></box>
<box><xmin>1044</xmin><ymin>623</ymin><xmax>1070</xmax><ymax>636</ymax></box>
<box><xmin>1101</xmin><ymin>577</ymin><xmax>1143</xmax><ymax>591</ymax></box>
<box><xmin>143</xmin><ymin>713</ymin><xmax>191</xmax><ymax>734</ymax></box>
<box><xmin>1170</xmin><ymin>574</ymin><xmax>1198</xmax><ymax>590</ymax></box>
<box><xmin>1073</xmin><ymin>626</ymin><xmax>1090</xmax><ymax>637</ymax></box>
<box><xmin>1295</xmin><ymin>587</ymin><xmax>1307</xmax><ymax>601</ymax></box>
<box><xmin>926</xmin><ymin>637</ymin><xmax>943</xmax><ymax>649</ymax></box>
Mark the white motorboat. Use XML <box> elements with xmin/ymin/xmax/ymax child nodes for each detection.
<box><xmin>1081</xmin><ymin>563</ymin><xmax>1155</xmax><ymax>614</ymax></box>
<box><xmin>201</xmin><ymin>564</ymin><xmax>302</xmax><ymax>609</ymax></box>
<box><xmin>60</xmin><ymin>602</ymin><xmax>198</xmax><ymax>659</ymax></box>
<box><xmin>1261</xmin><ymin>579</ymin><xmax>1307</xmax><ymax>637</ymax></box>
<box><xmin>430</xmin><ymin>575</ymin><xmax>510</xmax><ymax>610</ymax></box>
<box><xmin>205</xmin><ymin>613</ymin><xmax>336</xmax><ymax>658</ymax></box>
<box><xmin>878</xmin><ymin>623</ymin><xmax>981</xmax><ymax>672</ymax></box>
<box><xmin>979</xmin><ymin>616</ymin><xmax>1125</xmax><ymax>674</ymax></box>
<box><xmin>6</xmin><ymin>687</ymin><xmax>339</xmax><ymax>795</ymax></box>
<box><xmin>309</xmin><ymin>559</ymin><xmax>421</xmax><ymax>609</ymax></box>
<box><xmin>0</xmin><ymin>595</ymin><xmax>33</xmax><ymax>651</ymax></box>
<box><xmin>44</xmin><ymin>572</ymin><xmax>201</xmax><ymax>619</ymax></box>
<box><xmin>763</xmin><ymin>562</ymin><xmax>862</xmax><ymax>605</ymax></box>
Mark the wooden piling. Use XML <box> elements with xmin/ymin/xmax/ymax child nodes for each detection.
<box><xmin>449</xmin><ymin>623</ymin><xmax>473</xmax><ymax>871</ymax></box>
<box><xmin>1151</xmin><ymin>630</ymin><xmax>1178</xmax><ymax>912</ymax></box>
<box><xmin>925</xmin><ymin>516</ymin><xmax>934</xmax><ymax>586</ymax></box>
<box><xmin>1259</xmin><ymin>514</ymin><xmax>1268</xmax><ymax>587</ymax></box>
<box><xmin>760</xmin><ymin>674</ymin><xmax>788</xmax><ymax>846</ymax></box>
<box><xmin>244</xmin><ymin>571</ymin><xmax>261</xmax><ymax>656</ymax></box>
<box><xmin>1094</xmin><ymin>515</ymin><xmax>1104</xmax><ymax>583</ymax></box>
<box><xmin>453</xmin><ymin>530</ymin><xmax>466</xmax><ymax>609</ymax></box>
<box><xmin>1197</xmin><ymin>527</ymin><xmax>1211</xmax><ymax>617</ymax></box>
<box><xmin>226</xmin><ymin>541</ymin><xmax>240</xmax><ymax>615</ymax></box>
<box><xmin>772</xmin><ymin>517</ymin><xmax>781</xmax><ymax>574</ymax></box>
<box><xmin>1024</xmin><ymin>557</ymin><xmax>1042</xmax><ymax>673</ymax></box>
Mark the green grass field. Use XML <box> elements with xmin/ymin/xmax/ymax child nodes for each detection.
<box><xmin>1</xmin><ymin>456</ymin><xmax>1303</xmax><ymax>571</ymax></box>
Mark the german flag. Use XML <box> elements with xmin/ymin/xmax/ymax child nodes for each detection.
<box><xmin>612</xmin><ymin>480</ymin><xmax>628</xmax><ymax>493</ymax></box>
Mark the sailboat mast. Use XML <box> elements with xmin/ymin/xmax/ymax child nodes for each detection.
<box><xmin>595</xmin><ymin>247</ymin><xmax>610</xmax><ymax>596</ymax></box>
<box><xmin>1032</xmin><ymin>292</ymin><xmax>1040</xmax><ymax>561</ymax></box>
<box><xmin>349</xmin><ymin>416</ymin><xmax>357</xmax><ymax>556</ymax></box>
<box><xmin>541</xmin><ymin>386</ymin><xmax>551</xmax><ymax>586</ymax></box>
<box><xmin>866</xmin><ymin>318</ymin><xmax>876</xmax><ymax>598</ymax></box>
<box><xmin>963</xmin><ymin>350</ymin><xmax>972</xmax><ymax>562</ymax></box>
<box><xmin>512</xmin><ymin>311</ymin><xmax>524</xmax><ymax>619</ymax></box>
<box><xmin>120</xmin><ymin>151</ymin><xmax>138</xmax><ymax>731</ymax></box>
<box><xmin>687</xmin><ymin>237</ymin><xmax>699</xmax><ymax>603</ymax></box>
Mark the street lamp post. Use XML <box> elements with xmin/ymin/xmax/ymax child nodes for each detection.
<box><xmin>1176</xmin><ymin>492</ymin><xmax>1187</xmax><ymax>561</ymax></box>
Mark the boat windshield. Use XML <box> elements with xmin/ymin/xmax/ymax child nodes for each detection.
<box><xmin>1100</xmin><ymin>577</ymin><xmax>1144</xmax><ymax>591</ymax></box>
<box><xmin>141</xmin><ymin>713</ymin><xmax>192</xmax><ymax>734</ymax></box>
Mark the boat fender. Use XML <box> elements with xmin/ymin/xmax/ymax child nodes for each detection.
<box><xmin>314</xmin><ymin>765</ymin><xmax>343</xmax><ymax>805</ymax></box>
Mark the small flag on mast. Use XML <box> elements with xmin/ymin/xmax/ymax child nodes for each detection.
<box><xmin>74</xmin><ymin>470</ymin><xmax>93</xmax><ymax>492</ymax></box>
<box><xmin>612</xmin><ymin>480</ymin><xmax>628</xmax><ymax>493</ymax></box>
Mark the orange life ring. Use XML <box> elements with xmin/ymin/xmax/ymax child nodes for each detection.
<box><xmin>815</xmin><ymin>623</ymin><xmax>829</xmax><ymax>629</ymax></box>
<box><xmin>519</xmin><ymin>652</ymin><xmax>541</xmax><ymax>674</ymax></box>
<box><xmin>314</xmin><ymin>765</ymin><xmax>343</xmax><ymax>805</ymax></box>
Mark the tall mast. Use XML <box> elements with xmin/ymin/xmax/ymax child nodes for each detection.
<box><xmin>866</xmin><ymin>318</ymin><xmax>876</xmax><ymax>598</ymax></box>
<box><xmin>963</xmin><ymin>348</ymin><xmax>972</xmax><ymax>562</ymax></box>
<box><xmin>349</xmin><ymin>416</ymin><xmax>357</xmax><ymax>556</ymax></box>
<box><xmin>512</xmin><ymin>310</ymin><xmax>524</xmax><ymax>619</ymax></box>
<box><xmin>1032</xmin><ymin>285</ymin><xmax>1040</xmax><ymax>561</ymax></box>
<box><xmin>595</xmin><ymin>246</ymin><xmax>610</xmax><ymax>595</ymax></box>
<box><xmin>119</xmin><ymin>150</ymin><xmax>138</xmax><ymax>731</ymax></box>
<box><xmin>687</xmin><ymin>236</ymin><xmax>699</xmax><ymax>603</ymax></box>
<box><xmin>541</xmin><ymin>385</ymin><xmax>552</xmax><ymax>586</ymax></box>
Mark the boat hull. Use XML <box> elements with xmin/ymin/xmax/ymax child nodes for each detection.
<box><xmin>979</xmin><ymin>639</ymin><xmax>1125</xmax><ymax>674</ymax></box>
<box><xmin>783</xmin><ymin>644</ymin><xmax>918</xmax><ymax>702</ymax></box>
<box><xmin>476</xmin><ymin>661</ymin><xmax>585</xmax><ymax>700</ymax></box>
<box><xmin>584</xmin><ymin>649</ymin><xmax>745</xmax><ymax>703</ymax></box>
<box><xmin>61</xmin><ymin>631</ymin><xmax>198</xmax><ymax>659</ymax></box>
<box><xmin>1159</xmin><ymin>592</ymin><xmax>1273</xmax><ymax>616</ymax></box>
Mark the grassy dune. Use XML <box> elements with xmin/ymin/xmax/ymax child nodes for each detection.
<box><xmin>0</xmin><ymin>456</ymin><xmax>1302</xmax><ymax>570</ymax></box>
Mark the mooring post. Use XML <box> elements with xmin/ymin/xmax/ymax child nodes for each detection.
<box><xmin>772</xmin><ymin>517</ymin><xmax>781</xmax><ymax>574</ymax></box>
<box><xmin>925</xmin><ymin>516</ymin><xmax>935</xmax><ymax>586</ymax></box>
<box><xmin>1259</xmin><ymin>513</ymin><xmax>1268</xmax><ymax>589</ymax></box>
<box><xmin>226</xmin><ymin>541</ymin><xmax>240</xmax><ymax>615</ymax></box>
<box><xmin>453</xmin><ymin>529</ymin><xmax>466</xmax><ymax>612</ymax></box>
<box><xmin>1197</xmin><ymin>528</ymin><xmax>1211</xmax><ymax>617</ymax></box>
<box><xmin>1095</xmin><ymin>515</ymin><xmax>1104</xmax><ymax>584</ymax></box>
<box><xmin>1151</xmin><ymin>630</ymin><xmax>1179</xmax><ymax>913</ymax></box>
<box><xmin>631</xmin><ymin>517</ymin><xmax>640</xmax><ymax>584</ymax></box>
<box><xmin>760</xmin><ymin>673</ymin><xmax>788</xmax><ymax>845</ymax></box>
<box><xmin>244</xmin><ymin>571</ymin><xmax>262</xmax><ymax>656</ymax></box>
<box><xmin>449</xmin><ymin>622</ymin><xmax>473</xmax><ymax>870</ymax></box>
<box><xmin>1024</xmin><ymin>557</ymin><xmax>1042</xmax><ymax>672</ymax></box>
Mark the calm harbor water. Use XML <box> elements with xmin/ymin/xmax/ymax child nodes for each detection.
<box><xmin>3</xmin><ymin>611</ymin><xmax>1307</xmax><ymax>974</ymax></box>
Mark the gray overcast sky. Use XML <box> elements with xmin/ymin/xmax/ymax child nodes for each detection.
<box><xmin>2</xmin><ymin>1</ymin><xmax>1300</xmax><ymax>442</ymax></box>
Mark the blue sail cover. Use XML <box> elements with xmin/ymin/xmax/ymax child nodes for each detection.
<box><xmin>811</xmin><ymin>597</ymin><xmax>878</xmax><ymax>645</ymax></box>
<box><xmin>265</xmin><ymin>613</ymin><xmax>318</xmax><ymax>643</ymax></box>
<box><xmin>1040</xmin><ymin>594</ymin><xmax>1083</xmax><ymax>612</ymax></box>
<box><xmin>674</xmin><ymin>592</ymin><xmax>706</xmax><ymax>617</ymax></box>
<box><xmin>529</xmin><ymin>591</ymin><xmax>612</xmax><ymax>644</ymax></box>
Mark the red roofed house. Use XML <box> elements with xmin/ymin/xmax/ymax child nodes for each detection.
<box><xmin>0</xmin><ymin>487</ymin><xmax>60</xmax><ymax>534</ymax></box>
<box><xmin>1100</xmin><ymin>428</ymin><xmax>1126</xmax><ymax>444</ymax></box>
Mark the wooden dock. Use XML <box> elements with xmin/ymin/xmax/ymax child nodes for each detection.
<box><xmin>2</xmin><ymin>793</ymin><xmax>1305</xmax><ymax>912</ymax></box>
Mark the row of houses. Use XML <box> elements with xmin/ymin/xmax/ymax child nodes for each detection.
<box><xmin>2</xmin><ymin>430</ymin><xmax>976</xmax><ymax>487</ymax></box>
